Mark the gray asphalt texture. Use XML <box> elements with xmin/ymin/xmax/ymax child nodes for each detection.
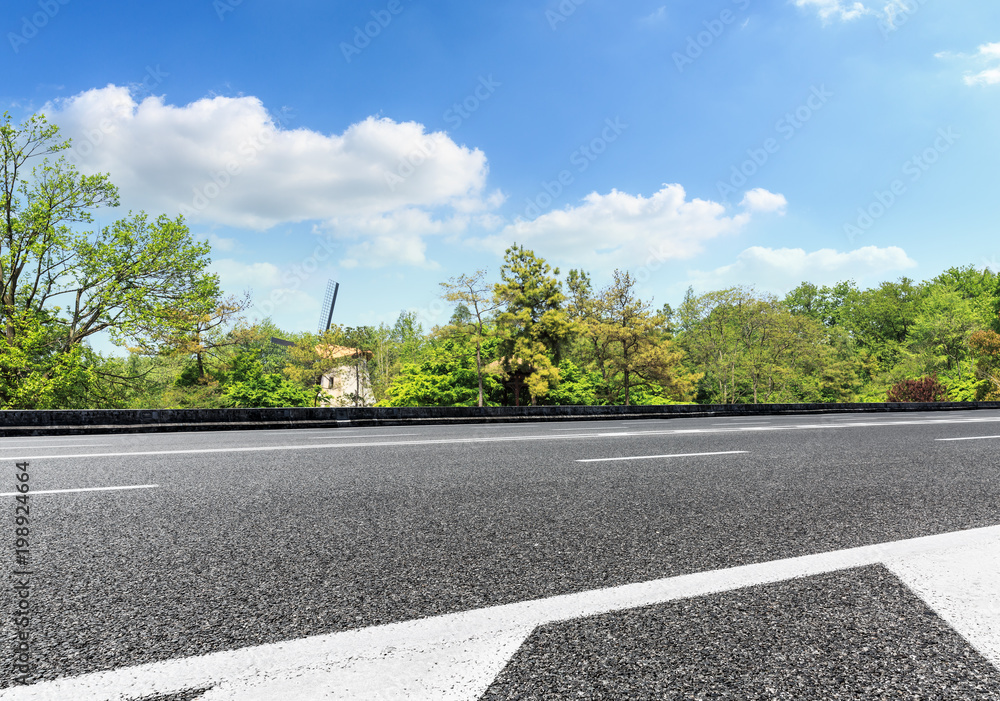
<box><xmin>481</xmin><ymin>564</ymin><xmax>1000</xmax><ymax>700</ymax></box>
<box><xmin>2</xmin><ymin>410</ymin><xmax>1000</xmax><ymax>691</ymax></box>
<box><xmin>129</xmin><ymin>688</ymin><xmax>214</xmax><ymax>701</ymax></box>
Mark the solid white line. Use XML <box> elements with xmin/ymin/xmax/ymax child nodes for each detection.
<box><xmin>9</xmin><ymin>524</ymin><xmax>1000</xmax><ymax>701</ymax></box>
<box><xmin>551</xmin><ymin>426</ymin><xmax>629</xmax><ymax>431</ymax></box>
<box><xmin>0</xmin><ymin>485</ymin><xmax>159</xmax><ymax>497</ymax></box>
<box><xmin>6</xmin><ymin>415</ymin><xmax>1000</xmax><ymax>461</ymax></box>
<box><xmin>0</xmin><ymin>444</ymin><xmax>113</xmax><ymax>450</ymax></box>
<box><xmin>306</xmin><ymin>433</ymin><xmax>418</xmax><ymax>439</ymax></box>
<box><xmin>576</xmin><ymin>451</ymin><xmax>748</xmax><ymax>463</ymax></box>
<box><xmin>936</xmin><ymin>435</ymin><xmax>1000</xmax><ymax>442</ymax></box>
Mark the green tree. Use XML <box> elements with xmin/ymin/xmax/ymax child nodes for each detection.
<box><xmin>150</xmin><ymin>291</ymin><xmax>252</xmax><ymax>380</ymax></box>
<box><xmin>586</xmin><ymin>270</ymin><xmax>697</xmax><ymax>406</ymax></box>
<box><xmin>441</xmin><ymin>270</ymin><xmax>500</xmax><ymax>407</ymax></box>
<box><xmin>840</xmin><ymin>278</ymin><xmax>925</xmax><ymax>373</ymax></box>
<box><xmin>784</xmin><ymin>280</ymin><xmax>856</xmax><ymax>327</ymax></box>
<box><xmin>545</xmin><ymin>360</ymin><xmax>599</xmax><ymax>405</ymax></box>
<box><xmin>494</xmin><ymin>245</ymin><xmax>571</xmax><ymax>403</ymax></box>
<box><xmin>221</xmin><ymin>351</ymin><xmax>312</xmax><ymax>408</ymax></box>
<box><xmin>678</xmin><ymin>287</ymin><xmax>853</xmax><ymax>404</ymax></box>
<box><xmin>908</xmin><ymin>287</ymin><xmax>979</xmax><ymax>379</ymax></box>
<box><xmin>1</xmin><ymin>112</ymin><xmax>221</xmax><ymax>407</ymax></box>
<box><xmin>382</xmin><ymin>337</ymin><xmax>503</xmax><ymax>407</ymax></box>
<box><xmin>931</xmin><ymin>265</ymin><xmax>999</xmax><ymax>329</ymax></box>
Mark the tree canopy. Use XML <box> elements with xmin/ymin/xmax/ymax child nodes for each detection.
<box><xmin>0</xmin><ymin>112</ymin><xmax>226</xmax><ymax>408</ymax></box>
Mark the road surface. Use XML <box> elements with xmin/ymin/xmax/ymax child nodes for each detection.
<box><xmin>3</xmin><ymin>410</ymin><xmax>1000</xmax><ymax>699</ymax></box>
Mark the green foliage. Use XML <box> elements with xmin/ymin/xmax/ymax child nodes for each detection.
<box><xmin>221</xmin><ymin>351</ymin><xmax>313</xmax><ymax>408</ymax></box>
<box><xmin>0</xmin><ymin>312</ymin><xmax>95</xmax><ymax>409</ymax></box>
<box><xmin>679</xmin><ymin>287</ymin><xmax>856</xmax><ymax>404</ymax></box>
<box><xmin>941</xmin><ymin>377</ymin><xmax>987</xmax><ymax>403</ymax></box>
<box><xmin>0</xmin><ymin>112</ymin><xmax>224</xmax><ymax>408</ymax></box>
<box><xmin>546</xmin><ymin>360</ymin><xmax>599</xmax><ymax>406</ymax></box>
<box><xmin>839</xmin><ymin>277</ymin><xmax>925</xmax><ymax>374</ymax></box>
<box><xmin>382</xmin><ymin>340</ymin><xmax>503</xmax><ymax>407</ymax></box>
<box><xmin>580</xmin><ymin>269</ymin><xmax>698</xmax><ymax>406</ymax></box>
<box><xmin>907</xmin><ymin>287</ymin><xmax>978</xmax><ymax>379</ymax></box>
<box><xmin>441</xmin><ymin>271</ymin><xmax>500</xmax><ymax>407</ymax></box>
<box><xmin>494</xmin><ymin>245</ymin><xmax>571</xmax><ymax>400</ymax></box>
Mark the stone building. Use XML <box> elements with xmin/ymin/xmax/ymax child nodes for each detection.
<box><xmin>317</xmin><ymin>345</ymin><xmax>375</xmax><ymax>407</ymax></box>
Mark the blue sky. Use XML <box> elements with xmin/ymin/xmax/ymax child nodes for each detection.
<box><xmin>3</xmin><ymin>0</ymin><xmax>999</xmax><ymax>341</ymax></box>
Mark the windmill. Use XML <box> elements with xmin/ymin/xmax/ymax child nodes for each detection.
<box><xmin>318</xmin><ymin>279</ymin><xmax>340</xmax><ymax>333</ymax></box>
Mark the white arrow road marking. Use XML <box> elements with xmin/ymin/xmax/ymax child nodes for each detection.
<box><xmin>7</xmin><ymin>525</ymin><xmax>1000</xmax><ymax>701</ymax></box>
<box><xmin>886</xmin><ymin>539</ymin><xmax>1000</xmax><ymax>669</ymax></box>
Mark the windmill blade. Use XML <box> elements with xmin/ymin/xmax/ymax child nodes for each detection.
<box><xmin>318</xmin><ymin>280</ymin><xmax>340</xmax><ymax>332</ymax></box>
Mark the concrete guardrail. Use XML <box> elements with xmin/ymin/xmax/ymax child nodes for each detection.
<box><xmin>2</xmin><ymin>402</ymin><xmax>1000</xmax><ymax>436</ymax></box>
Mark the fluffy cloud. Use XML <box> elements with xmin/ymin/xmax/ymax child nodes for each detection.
<box><xmin>963</xmin><ymin>42</ymin><xmax>1000</xmax><ymax>86</ymax></box>
<box><xmin>44</xmin><ymin>85</ymin><xmax>493</xmax><ymax>230</ymax></box>
<box><xmin>688</xmin><ymin>245</ymin><xmax>917</xmax><ymax>292</ymax></box>
<box><xmin>481</xmin><ymin>184</ymin><xmax>784</xmax><ymax>269</ymax></box>
<box><xmin>792</xmin><ymin>0</ymin><xmax>871</xmax><ymax>22</ymax></box>
<box><xmin>740</xmin><ymin>188</ymin><xmax>788</xmax><ymax>214</ymax></box>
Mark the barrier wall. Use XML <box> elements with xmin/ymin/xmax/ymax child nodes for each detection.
<box><xmin>2</xmin><ymin>402</ymin><xmax>1000</xmax><ymax>436</ymax></box>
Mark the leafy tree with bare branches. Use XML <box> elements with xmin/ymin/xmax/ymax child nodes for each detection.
<box><xmin>0</xmin><ymin>112</ymin><xmax>221</xmax><ymax>407</ymax></box>
<box><xmin>441</xmin><ymin>270</ymin><xmax>500</xmax><ymax>407</ymax></box>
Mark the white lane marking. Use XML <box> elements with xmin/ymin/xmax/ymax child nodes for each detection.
<box><xmin>551</xmin><ymin>426</ymin><xmax>630</xmax><ymax>431</ymax></box>
<box><xmin>9</xmin><ymin>525</ymin><xmax>1000</xmax><ymax>701</ymax></box>
<box><xmin>5</xmin><ymin>415</ymin><xmax>1000</xmax><ymax>461</ymax></box>
<box><xmin>576</xmin><ymin>451</ymin><xmax>748</xmax><ymax>463</ymax></box>
<box><xmin>936</xmin><ymin>435</ymin><xmax>1000</xmax><ymax>442</ymax></box>
<box><xmin>886</xmin><ymin>538</ymin><xmax>1000</xmax><ymax>669</ymax></box>
<box><xmin>0</xmin><ymin>485</ymin><xmax>159</xmax><ymax>497</ymax></box>
<box><xmin>306</xmin><ymin>433</ymin><xmax>418</xmax><ymax>439</ymax></box>
<box><xmin>0</xmin><ymin>444</ymin><xmax>113</xmax><ymax>450</ymax></box>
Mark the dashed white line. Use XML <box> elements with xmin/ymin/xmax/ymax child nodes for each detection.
<box><xmin>576</xmin><ymin>451</ymin><xmax>747</xmax><ymax>463</ymax></box>
<box><xmin>0</xmin><ymin>484</ymin><xmax>159</xmax><ymax>497</ymax></box>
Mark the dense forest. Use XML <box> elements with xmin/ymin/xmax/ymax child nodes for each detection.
<box><xmin>3</xmin><ymin>113</ymin><xmax>999</xmax><ymax>410</ymax></box>
<box><xmin>6</xmin><ymin>243</ymin><xmax>1000</xmax><ymax>410</ymax></box>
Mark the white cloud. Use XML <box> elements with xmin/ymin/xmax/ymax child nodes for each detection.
<box><xmin>641</xmin><ymin>6</ymin><xmax>667</xmax><ymax>24</ymax></box>
<box><xmin>322</xmin><ymin>207</ymin><xmax>503</xmax><ymax>269</ymax></box>
<box><xmin>480</xmin><ymin>184</ymin><xmax>784</xmax><ymax>270</ymax></box>
<box><xmin>204</xmin><ymin>233</ymin><xmax>238</xmax><ymax>252</ymax></box>
<box><xmin>211</xmin><ymin>258</ymin><xmax>320</xmax><ymax>329</ymax></box>
<box><xmin>688</xmin><ymin>245</ymin><xmax>917</xmax><ymax>292</ymax></box>
<box><xmin>210</xmin><ymin>259</ymin><xmax>283</xmax><ymax>289</ymax></box>
<box><xmin>44</xmin><ymin>85</ymin><xmax>493</xmax><ymax>231</ymax></box>
<box><xmin>740</xmin><ymin>188</ymin><xmax>788</xmax><ymax>214</ymax></box>
<box><xmin>936</xmin><ymin>42</ymin><xmax>1000</xmax><ymax>87</ymax></box>
<box><xmin>793</xmin><ymin>0</ymin><xmax>872</xmax><ymax>22</ymax></box>
<box><xmin>963</xmin><ymin>42</ymin><xmax>1000</xmax><ymax>86</ymax></box>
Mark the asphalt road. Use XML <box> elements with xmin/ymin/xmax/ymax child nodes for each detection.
<box><xmin>3</xmin><ymin>410</ymin><xmax>1000</xmax><ymax>698</ymax></box>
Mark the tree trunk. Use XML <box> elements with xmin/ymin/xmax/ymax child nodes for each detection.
<box><xmin>475</xmin><ymin>340</ymin><xmax>484</xmax><ymax>408</ymax></box>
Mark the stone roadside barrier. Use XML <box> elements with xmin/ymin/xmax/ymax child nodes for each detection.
<box><xmin>2</xmin><ymin>402</ymin><xmax>1000</xmax><ymax>436</ymax></box>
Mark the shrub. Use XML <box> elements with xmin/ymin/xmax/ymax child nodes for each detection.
<box><xmin>886</xmin><ymin>376</ymin><xmax>949</xmax><ymax>403</ymax></box>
